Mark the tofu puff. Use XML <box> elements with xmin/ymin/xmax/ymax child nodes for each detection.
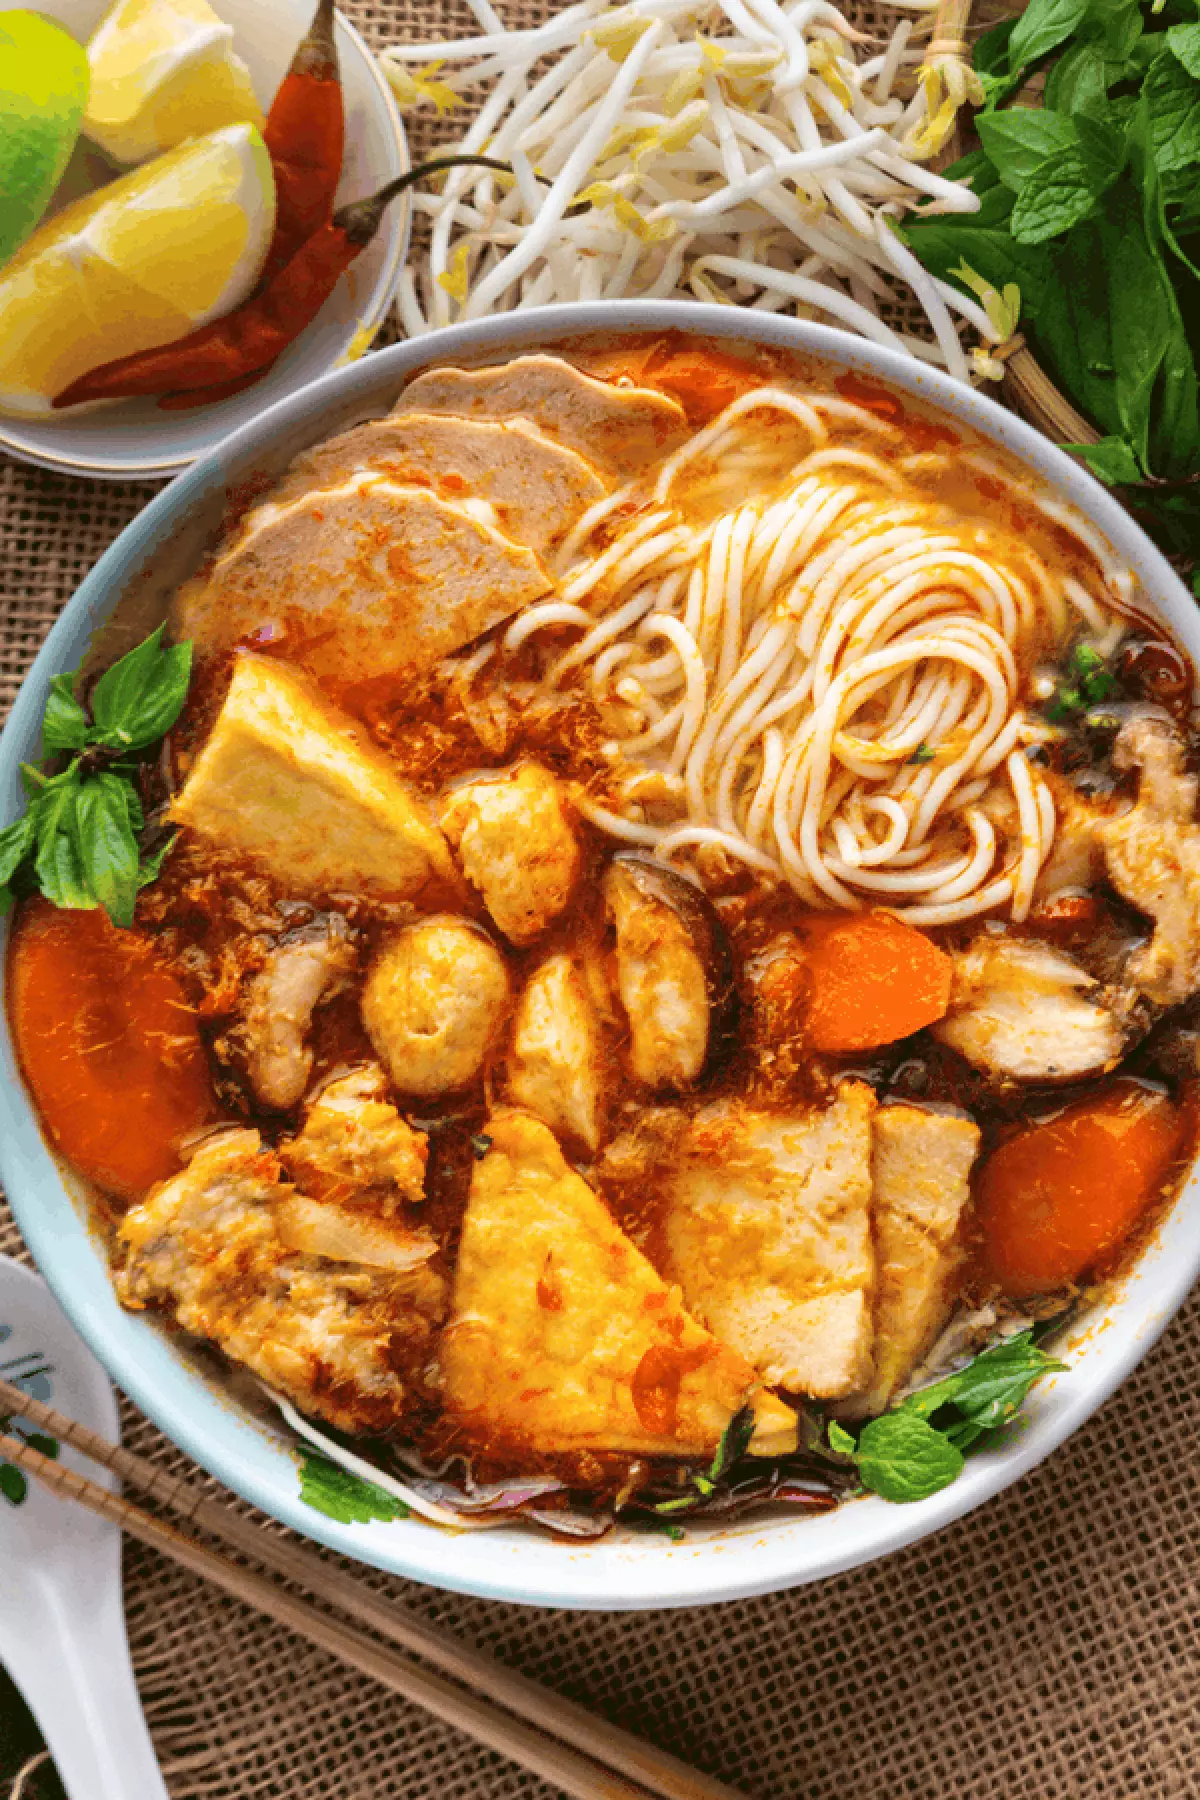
<box><xmin>440</xmin><ymin>1110</ymin><xmax>797</xmax><ymax>1461</ymax></box>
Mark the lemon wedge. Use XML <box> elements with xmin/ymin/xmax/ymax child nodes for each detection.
<box><xmin>0</xmin><ymin>122</ymin><xmax>275</xmax><ymax>417</ymax></box>
<box><xmin>84</xmin><ymin>0</ymin><xmax>263</xmax><ymax>165</ymax></box>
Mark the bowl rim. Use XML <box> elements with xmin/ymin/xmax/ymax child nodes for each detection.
<box><xmin>0</xmin><ymin>4</ymin><xmax>410</xmax><ymax>482</ymax></box>
<box><xmin>3</xmin><ymin>300</ymin><xmax>1199</xmax><ymax>1611</ymax></box>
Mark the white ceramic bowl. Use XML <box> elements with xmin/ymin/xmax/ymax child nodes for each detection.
<box><xmin>2</xmin><ymin>303</ymin><xmax>1198</xmax><ymax>1611</ymax></box>
<box><xmin>0</xmin><ymin>0</ymin><xmax>408</xmax><ymax>480</ymax></box>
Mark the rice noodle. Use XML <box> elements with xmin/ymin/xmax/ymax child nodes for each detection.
<box><xmin>381</xmin><ymin>0</ymin><xmax>1000</xmax><ymax>379</ymax></box>
<box><xmin>514</xmin><ymin>390</ymin><xmax>1123</xmax><ymax>927</ymax></box>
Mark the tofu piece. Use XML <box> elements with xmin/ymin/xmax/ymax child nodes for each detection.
<box><xmin>664</xmin><ymin>1084</ymin><xmax>877</xmax><ymax>1399</ymax></box>
<box><xmin>508</xmin><ymin>954</ymin><xmax>606</xmax><ymax>1151</ymax></box>
<box><xmin>280</xmin><ymin>1068</ymin><xmax>429</xmax><ymax>1212</ymax></box>
<box><xmin>173</xmin><ymin>473</ymin><xmax>552</xmax><ymax>688</ymax></box>
<box><xmin>393</xmin><ymin>354</ymin><xmax>687</xmax><ymax>475</ymax></box>
<box><xmin>241</xmin><ymin>920</ymin><xmax>357</xmax><ymax>1110</ymax></box>
<box><xmin>860</xmin><ymin>1106</ymin><xmax>979</xmax><ymax>1414</ymax></box>
<box><xmin>117</xmin><ymin>1130</ymin><xmax>445</xmax><ymax>1435</ymax></box>
<box><xmin>604</xmin><ymin>860</ymin><xmax>711</xmax><ymax>1089</ymax></box>
<box><xmin>440</xmin><ymin>763</ymin><xmax>581</xmax><ymax>945</ymax></box>
<box><xmin>933</xmin><ymin>933</ymin><xmax>1126</xmax><ymax>1081</ymax></box>
<box><xmin>170</xmin><ymin>654</ymin><xmax>455</xmax><ymax>900</ymax></box>
<box><xmin>362</xmin><ymin>916</ymin><xmax>511</xmax><ymax>1097</ymax></box>
<box><xmin>441</xmin><ymin>1109</ymin><xmax>796</xmax><ymax>1457</ymax></box>
<box><xmin>1098</xmin><ymin>715</ymin><xmax>1200</xmax><ymax>1004</ymax></box>
<box><xmin>268</xmin><ymin>413</ymin><xmax>609</xmax><ymax>558</ymax></box>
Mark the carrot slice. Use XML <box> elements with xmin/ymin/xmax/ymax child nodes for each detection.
<box><xmin>796</xmin><ymin>910</ymin><xmax>953</xmax><ymax>1053</ymax></box>
<box><xmin>976</xmin><ymin>1082</ymin><xmax>1185</xmax><ymax>1298</ymax></box>
<box><xmin>8</xmin><ymin>898</ymin><xmax>215</xmax><ymax>1203</ymax></box>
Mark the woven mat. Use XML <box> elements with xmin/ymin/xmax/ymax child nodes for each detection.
<box><xmin>3</xmin><ymin>3</ymin><xmax>1199</xmax><ymax>1796</ymax></box>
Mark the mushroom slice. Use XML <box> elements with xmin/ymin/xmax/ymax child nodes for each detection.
<box><xmin>267</xmin><ymin>413</ymin><xmax>608</xmax><ymax>558</ymax></box>
<box><xmin>1097</xmin><ymin>715</ymin><xmax>1200</xmax><ymax>1005</ymax></box>
<box><xmin>508</xmin><ymin>953</ymin><xmax>605</xmax><ymax>1152</ymax></box>
<box><xmin>117</xmin><ymin>1130</ymin><xmax>445</xmax><ymax>1436</ymax></box>
<box><xmin>362</xmin><ymin>916</ymin><xmax>510</xmax><ymax>1098</ymax></box>
<box><xmin>440</xmin><ymin>763</ymin><xmax>581</xmax><ymax>945</ymax></box>
<box><xmin>392</xmin><ymin>354</ymin><xmax>687</xmax><ymax>475</ymax></box>
<box><xmin>856</xmin><ymin>1105</ymin><xmax>980</xmax><ymax>1416</ymax></box>
<box><xmin>440</xmin><ymin>1108</ymin><xmax>796</xmax><ymax>1458</ymax></box>
<box><xmin>603</xmin><ymin>855</ymin><xmax>734</xmax><ymax>1090</ymax></box>
<box><xmin>172</xmin><ymin>473</ymin><xmax>552</xmax><ymax>688</ymax></box>
<box><xmin>663</xmin><ymin>1084</ymin><xmax>877</xmax><ymax>1401</ymax></box>
<box><xmin>170</xmin><ymin>654</ymin><xmax>455</xmax><ymax>901</ymax></box>
<box><xmin>281</xmin><ymin>1068</ymin><xmax>428</xmax><ymax>1210</ymax></box>
<box><xmin>932</xmin><ymin>933</ymin><xmax>1127</xmax><ymax>1081</ymax></box>
<box><xmin>241</xmin><ymin>920</ymin><xmax>357</xmax><ymax>1111</ymax></box>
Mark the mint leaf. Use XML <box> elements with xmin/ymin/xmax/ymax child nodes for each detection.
<box><xmin>1073</xmin><ymin>436</ymin><xmax>1145</xmax><ymax>484</ymax></box>
<box><xmin>852</xmin><ymin>1413</ymin><xmax>964</xmax><ymax>1503</ymax></box>
<box><xmin>41</xmin><ymin>674</ymin><xmax>90</xmax><ymax>754</ymax></box>
<box><xmin>1168</xmin><ymin>21</ymin><xmax>1200</xmax><ymax>80</ymax></box>
<box><xmin>1145</xmin><ymin>47</ymin><xmax>1200</xmax><ymax>183</ymax></box>
<box><xmin>90</xmin><ymin>625</ymin><xmax>193</xmax><ymax>753</ymax></box>
<box><xmin>74</xmin><ymin>775</ymin><xmax>141</xmax><ymax>929</ymax></box>
<box><xmin>1008</xmin><ymin>0</ymin><xmax>1091</xmax><ymax>75</ymax></box>
<box><xmin>1044</xmin><ymin>41</ymin><xmax>1109</xmax><ymax>114</ymax></box>
<box><xmin>297</xmin><ymin>1450</ymin><xmax>409</xmax><ymax>1525</ymax></box>
<box><xmin>1011</xmin><ymin>130</ymin><xmax>1125</xmax><ymax>245</ymax></box>
<box><xmin>978</xmin><ymin>111</ymin><xmax>1078</xmax><ymax>192</ymax></box>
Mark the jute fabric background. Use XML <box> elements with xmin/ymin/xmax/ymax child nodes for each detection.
<box><xmin>1</xmin><ymin>3</ymin><xmax>1197</xmax><ymax>1795</ymax></box>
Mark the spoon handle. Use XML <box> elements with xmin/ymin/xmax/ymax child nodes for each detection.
<box><xmin>11</xmin><ymin>1574</ymin><xmax>168</xmax><ymax>1800</ymax></box>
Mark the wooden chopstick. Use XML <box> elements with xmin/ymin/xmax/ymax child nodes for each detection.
<box><xmin>0</xmin><ymin>1380</ymin><xmax>743</xmax><ymax>1800</ymax></box>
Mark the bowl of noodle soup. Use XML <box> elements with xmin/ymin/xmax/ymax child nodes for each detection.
<box><xmin>2</xmin><ymin>302</ymin><xmax>1199</xmax><ymax>1611</ymax></box>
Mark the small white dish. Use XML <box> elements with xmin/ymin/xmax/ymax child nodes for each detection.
<box><xmin>0</xmin><ymin>1254</ymin><xmax>167</xmax><ymax>1800</ymax></box>
<box><xmin>0</xmin><ymin>0</ymin><xmax>408</xmax><ymax>481</ymax></box>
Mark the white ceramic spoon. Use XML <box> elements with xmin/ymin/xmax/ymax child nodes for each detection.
<box><xmin>0</xmin><ymin>1254</ymin><xmax>168</xmax><ymax>1800</ymax></box>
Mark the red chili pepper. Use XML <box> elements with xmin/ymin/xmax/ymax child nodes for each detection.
<box><xmin>53</xmin><ymin>158</ymin><xmax>516</xmax><ymax>410</ymax></box>
<box><xmin>262</xmin><ymin>0</ymin><xmax>344</xmax><ymax>282</ymax></box>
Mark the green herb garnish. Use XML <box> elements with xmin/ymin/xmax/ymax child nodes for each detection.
<box><xmin>901</xmin><ymin>0</ymin><xmax>1200</xmax><ymax>570</ymax></box>
<box><xmin>470</xmin><ymin>1132</ymin><xmax>494</xmax><ymax>1160</ymax></box>
<box><xmin>828</xmin><ymin>1331</ymin><xmax>1066</xmax><ymax>1504</ymax></box>
<box><xmin>907</xmin><ymin>743</ymin><xmax>935</xmax><ymax>765</ymax></box>
<box><xmin>297</xmin><ymin>1449</ymin><xmax>410</xmax><ymax>1525</ymax></box>
<box><xmin>653</xmin><ymin>1403</ymin><xmax>757</xmax><ymax>1518</ymax></box>
<box><xmin>1045</xmin><ymin>641</ymin><xmax>1120</xmax><ymax>720</ymax></box>
<box><xmin>0</xmin><ymin>625</ymin><xmax>192</xmax><ymax>927</ymax></box>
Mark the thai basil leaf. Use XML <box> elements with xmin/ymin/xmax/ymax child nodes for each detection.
<box><xmin>137</xmin><ymin>834</ymin><xmax>177</xmax><ymax>891</ymax></box>
<box><xmin>901</xmin><ymin>1332</ymin><xmax>1066</xmax><ymax>1432</ymax></box>
<box><xmin>73</xmin><ymin>775</ymin><xmax>141</xmax><ymax>929</ymax></box>
<box><xmin>33</xmin><ymin>780</ymin><xmax>96</xmax><ymax>913</ymax></box>
<box><xmin>848</xmin><ymin>1413</ymin><xmax>965</xmax><ymax>1504</ymax></box>
<box><xmin>41</xmin><ymin>674</ymin><xmax>90</xmax><ymax>754</ymax></box>
<box><xmin>1169</xmin><ymin>21</ymin><xmax>1200</xmax><ymax>78</ymax></box>
<box><xmin>1072</xmin><ymin>435</ymin><xmax>1145</xmax><ymax>484</ymax></box>
<box><xmin>977</xmin><ymin>110</ymin><xmax>1079</xmax><ymax>191</ymax></box>
<box><xmin>89</xmin><ymin>625</ymin><xmax>193</xmax><ymax>753</ymax></box>
<box><xmin>0</xmin><ymin>815</ymin><xmax>35</xmax><ymax>913</ymax></box>
<box><xmin>1078</xmin><ymin>0</ymin><xmax>1142</xmax><ymax>64</ymax></box>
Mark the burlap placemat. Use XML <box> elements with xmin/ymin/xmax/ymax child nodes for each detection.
<box><xmin>2</xmin><ymin>3</ymin><xmax>1198</xmax><ymax>1795</ymax></box>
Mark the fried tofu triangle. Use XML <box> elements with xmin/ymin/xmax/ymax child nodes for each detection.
<box><xmin>441</xmin><ymin>1110</ymin><xmax>797</xmax><ymax>1460</ymax></box>
<box><xmin>171</xmin><ymin>654</ymin><xmax>455</xmax><ymax>901</ymax></box>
